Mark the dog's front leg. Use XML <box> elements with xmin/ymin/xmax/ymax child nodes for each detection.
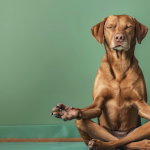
<box><xmin>78</xmin><ymin>97</ymin><xmax>105</xmax><ymax>119</ymax></box>
<box><xmin>51</xmin><ymin>98</ymin><xmax>105</xmax><ymax>121</ymax></box>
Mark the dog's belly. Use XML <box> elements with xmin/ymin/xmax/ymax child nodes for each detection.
<box><xmin>100</xmin><ymin>99</ymin><xmax>138</xmax><ymax>131</ymax></box>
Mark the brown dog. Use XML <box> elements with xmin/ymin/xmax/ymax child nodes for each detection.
<box><xmin>52</xmin><ymin>15</ymin><xmax>149</xmax><ymax>150</ymax></box>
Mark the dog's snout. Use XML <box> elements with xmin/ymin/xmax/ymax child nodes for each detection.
<box><xmin>115</xmin><ymin>34</ymin><xmax>125</xmax><ymax>42</ymax></box>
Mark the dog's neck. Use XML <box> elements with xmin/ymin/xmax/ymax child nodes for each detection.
<box><xmin>103</xmin><ymin>42</ymin><xmax>136</xmax><ymax>82</ymax></box>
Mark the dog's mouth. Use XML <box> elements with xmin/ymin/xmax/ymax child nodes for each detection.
<box><xmin>111</xmin><ymin>45</ymin><xmax>128</xmax><ymax>51</ymax></box>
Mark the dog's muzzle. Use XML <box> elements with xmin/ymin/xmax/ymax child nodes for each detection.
<box><xmin>110</xmin><ymin>34</ymin><xmax>129</xmax><ymax>51</ymax></box>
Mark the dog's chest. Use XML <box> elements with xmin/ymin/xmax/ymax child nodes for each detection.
<box><xmin>103</xmin><ymin>79</ymin><xmax>138</xmax><ymax>119</ymax></box>
<box><xmin>106</xmin><ymin>78</ymin><xmax>139</xmax><ymax>102</ymax></box>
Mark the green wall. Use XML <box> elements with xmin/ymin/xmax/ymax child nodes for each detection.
<box><xmin>0</xmin><ymin>0</ymin><xmax>149</xmax><ymax>126</ymax></box>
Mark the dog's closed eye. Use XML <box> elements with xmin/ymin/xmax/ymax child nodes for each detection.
<box><xmin>107</xmin><ymin>26</ymin><xmax>113</xmax><ymax>28</ymax></box>
<box><xmin>125</xmin><ymin>26</ymin><xmax>132</xmax><ymax>29</ymax></box>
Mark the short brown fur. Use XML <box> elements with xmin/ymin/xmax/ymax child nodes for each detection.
<box><xmin>52</xmin><ymin>15</ymin><xmax>150</xmax><ymax>150</ymax></box>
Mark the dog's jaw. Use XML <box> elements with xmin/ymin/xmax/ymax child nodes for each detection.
<box><xmin>110</xmin><ymin>38</ymin><xmax>130</xmax><ymax>51</ymax></box>
<box><xmin>111</xmin><ymin>45</ymin><xmax>129</xmax><ymax>51</ymax></box>
<box><xmin>104</xmin><ymin>40</ymin><xmax>136</xmax><ymax>62</ymax></box>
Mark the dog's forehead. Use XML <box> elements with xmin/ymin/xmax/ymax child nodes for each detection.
<box><xmin>105</xmin><ymin>15</ymin><xmax>134</xmax><ymax>25</ymax></box>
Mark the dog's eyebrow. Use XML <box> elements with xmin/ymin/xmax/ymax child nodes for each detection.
<box><xmin>105</xmin><ymin>21</ymin><xmax>114</xmax><ymax>26</ymax></box>
<box><xmin>126</xmin><ymin>23</ymin><xmax>132</xmax><ymax>26</ymax></box>
<box><xmin>107</xmin><ymin>24</ymin><xmax>114</xmax><ymax>26</ymax></box>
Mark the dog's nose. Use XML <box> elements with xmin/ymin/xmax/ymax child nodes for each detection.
<box><xmin>115</xmin><ymin>34</ymin><xmax>125</xmax><ymax>42</ymax></box>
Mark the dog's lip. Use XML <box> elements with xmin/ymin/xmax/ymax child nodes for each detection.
<box><xmin>113</xmin><ymin>45</ymin><xmax>122</xmax><ymax>48</ymax></box>
<box><xmin>112</xmin><ymin>45</ymin><xmax>124</xmax><ymax>49</ymax></box>
<box><xmin>116</xmin><ymin>45</ymin><xmax>122</xmax><ymax>47</ymax></box>
<box><xmin>111</xmin><ymin>45</ymin><xmax>129</xmax><ymax>51</ymax></box>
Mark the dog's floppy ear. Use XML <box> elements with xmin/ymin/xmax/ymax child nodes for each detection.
<box><xmin>132</xmin><ymin>18</ymin><xmax>148</xmax><ymax>44</ymax></box>
<box><xmin>91</xmin><ymin>18</ymin><xmax>107</xmax><ymax>45</ymax></box>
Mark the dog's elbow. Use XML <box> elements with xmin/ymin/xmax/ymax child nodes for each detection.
<box><xmin>138</xmin><ymin>108</ymin><xmax>150</xmax><ymax>120</ymax></box>
<box><xmin>133</xmin><ymin>100</ymin><xmax>150</xmax><ymax>120</ymax></box>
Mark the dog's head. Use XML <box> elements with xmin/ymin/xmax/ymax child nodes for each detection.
<box><xmin>91</xmin><ymin>15</ymin><xmax>148</xmax><ymax>51</ymax></box>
